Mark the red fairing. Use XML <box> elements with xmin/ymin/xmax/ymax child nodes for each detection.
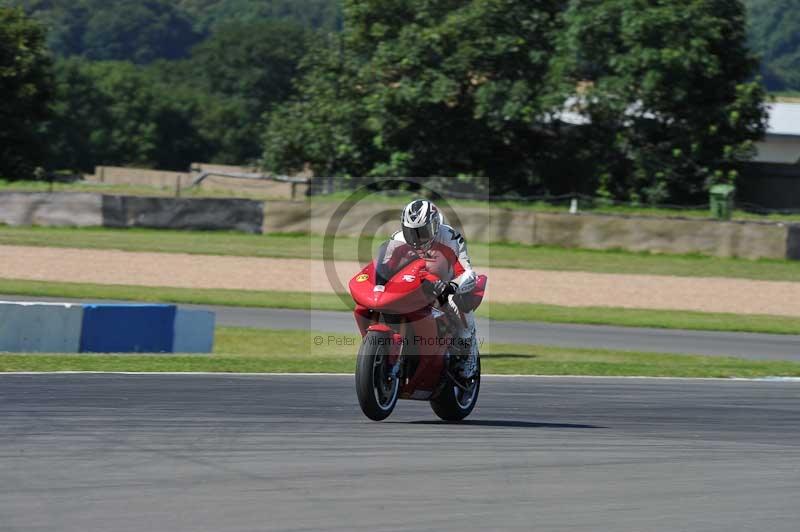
<box><xmin>400</xmin><ymin>309</ymin><xmax>445</xmax><ymax>393</ymax></box>
<box><xmin>353</xmin><ymin>305</ymin><xmax>374</xmax><ymax>336</ymax></box>
<box><xmin>349</xmin><ymin>260</ymin><xmax>433</xmax><ymax>315</ymax></box>
<box><xmin>387</xmin><ymin>333</ymin><xmax>403</xmax><ymax>366</ymax></box>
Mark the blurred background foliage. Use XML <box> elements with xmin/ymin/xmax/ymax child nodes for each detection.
<box><xmin>0</xmin><ymin>0</ymin><xmax>792</xmax><ymax>203</ymax></box>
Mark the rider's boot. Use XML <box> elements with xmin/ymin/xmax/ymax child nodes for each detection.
<box><xmin>448</xmin><ymin>297</ymin><xmax>478</xmax><ymax>379</ymax></box>
<box><xmin>454</xmin><ymin>329</ymin><xmax>478</xmax><ymax>379</ymax></box>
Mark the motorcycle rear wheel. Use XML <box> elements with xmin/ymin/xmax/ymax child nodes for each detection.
<box><xmin>355</xmin><ymin>331</ymin><xmax>400</xmax><ymax>421</ymax></box>
<box><xmin>430</xmin><ymin>353</ymin><xmax>481</xmax><ymax>421</ymax></box>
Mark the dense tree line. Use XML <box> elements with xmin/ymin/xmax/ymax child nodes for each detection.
<box><xmin>5</xmin><ymin>0</ymin><xmax>338</xmax><ymax>62</ymax></box>
<box><xmin>0</xmin><ymin>0</ymin><xmax>327</xmax><ymax>172</ymax></box>
<box><xmin>265</xmin><ymin>0</ymin><xmax>766</xmax><ymax>202</ymax></box>
<box><xmin>0</xmin><ymin>7</ymin><xmax>52</xmax><ymax>179</ymax></box>
<box><xmin>7</xmin><ymin>0</ymin><xmax>794</xmax><ymax>93</ymax></box>
<box><xmin>1</xmin><ymin>1</ymin><xmax>768</xmax><ymax>204</ymax></box>
<box><xmin>743</xmin><ymin>0</ymin><xmax>800</xmax><ymax>92</ymax></box>
<box><xmin>1</xmin><ymin>4</ymin><xmax>309</xmax><ymax>172</ymax></box>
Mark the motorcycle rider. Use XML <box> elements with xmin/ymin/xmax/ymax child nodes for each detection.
<box><xmin>392</xmin><ymin>199</ymin><xmax>478</xmax><ymax>379</ymax></box>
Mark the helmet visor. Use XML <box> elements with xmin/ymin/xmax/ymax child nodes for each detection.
<box><xmin>403</xmin><ymin>224</ymin><xmax>435</xmax><ymax>249</ymax></box>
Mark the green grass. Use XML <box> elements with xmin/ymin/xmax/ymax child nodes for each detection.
<box><xmin>482</xmin><ymin>242</ymin><xmax>800</xmax><ymax>281</ymax></box>
<box><xmin>2</xmin><ymin>225</ymin><xmax>800</xmax><ymax>282</ymax></box>
<box><xmin>485</xmin><ymin>302</ymin><xmax>800</xmax><ymax>335</ymax></box>
<box><xmin>2</xmin><ymin>327</ymin><xmax>799</xmax><ymax>378</ymax></box>
<box><xmin>0</xmin><ymin>278</ymin><xmax>350</xmax><ymax>312</ymax></box>
<box><xmin>1</xmin><ymin>278</ymin><xmax>798</xmax><ymax>335</ymax></box>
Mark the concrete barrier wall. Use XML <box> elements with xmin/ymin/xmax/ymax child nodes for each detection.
<box><xmin>0</xmin><ymin>302</ymin><xmax>215</xmax><ymax>353</ymax></box>
<box><xmin>531</xmin><ymin>213</ymin><xmax>793</xmax><ymax>260</ymax></box>
<box><xmin>0</xmin><ymin>192</ymin><xmax>103</xmax><ymax>227</ymax></box>
<box><xmin>102</xmin><ymin>195</ymin><xmax>264</xmax><ymax>233</ymax></box>
<box><xmin>263</xmin><ymin>201</ymin><xmax>798</xmax><ymax>260</ymax></box>
<box><xmin>1</xmin><ymin>192</ymin><xmax>798</xmax><ymax>259</ymax></box>
<box><xmin>174</xmin><ymin>309</ymin><xmax>216</xmax><ymax>353</ymax></box>
<box><xmin>0</xmin><ymin>302</ymin><xmax>84</xmax><ymax>352</ymax></box>
<box><xmin>788</xmin><ymin>225</ymin><xmax>800</xmax><ymax>260</ymax></box>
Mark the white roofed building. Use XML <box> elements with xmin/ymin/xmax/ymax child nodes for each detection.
<box><xmin>738</xmin><ymin>102</ymin><xmax>800</xmax><ymax>211</ymax></box>
<box><xmin>554</xmin><ymin>96</ymin><xmax>800</xmax><ymax>210</ymax></box>
<box><xmin>753</xmin><ymin>102</ymin><xmax>800</xmax><ymax>164</ymax></box>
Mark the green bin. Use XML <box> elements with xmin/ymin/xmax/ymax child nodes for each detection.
<box><xmin>709</xmin><ymin>184</ymin><xmax>735</xmax><ymax>220</ymax></box>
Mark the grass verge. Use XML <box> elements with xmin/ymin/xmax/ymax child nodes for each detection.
<box><xmin>2</xmin><ymin>226</ymin><xmax>800</xmax><ymax>282</ymax></box>
<box><xmin>2</xmin><ymin>327</ymin><xmax>799</xmax><ymax>378</ymax></box>
<box><xmin>485</xmin><ymin>302</ymin><xmax>800</xmax><ymax>335</ymax></box>
<box><xmin>0</xmin><ymin>278</ymin><xmax>349</xmax><ymax>311</ymax></box>
<box><xmin>1</xmin><ymin>278</ymin><xmax>799</xmax><ymax>335</ymax></box>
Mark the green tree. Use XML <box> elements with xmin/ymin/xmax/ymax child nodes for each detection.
<box><xmin>264</xmin><ymin>33</ymin><xmax>375</xmax><ymax>177</ymax></box>
<box><xmin>177</xmin><ymin>0</ymin><xmax>341</xmax><ymax>33</ymax></box>
<box><xmin>265</xmin><ymin>0</ymin><xmax>563</xmax><ymax>194</ymax></box>
<box><xmin>6</xmin><ymin>0</ymin><xmax>200</xmax><ymax>63</ymax></box>
<box><xmin>47</xmin><ymin>59</ymin><xmax>209</xmax><ymax>171</ymax></box>
<box><xmin>190</xmin><ymin>19</ymin><xmax>308</xmax><ymax>163</ymax></box>
<box><xmin>191</xmin><ymin>19</ymin><xmax>305</xmax><ymax>108</ymax></box>
<box><xmin>7</xmin><ymin>0</ymin><xmax>90</xmax><ymax>57</ymax></box>
<box><xmin>81</xmin><ymin>0</ymin><xmax>199</xmax><ymax>63</ymax></box>
<box><xmin>554</xmin><ymin>0</ymin><xmax>767</xmax><ymax>202</ymax></box>
<box><xmin>744</xmin><ymin>0</ymin><xmax>800</xmax><ymax>91</ymax></box>
<box><xmin>0</xmin><ymin>7</ymin><xmax>53</xmax><ymax>179</ymax></box>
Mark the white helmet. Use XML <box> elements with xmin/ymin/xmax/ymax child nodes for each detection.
<box><xmin>401</xmin><ymin>199</ymin><xmax>441</xmax><ymax>250</ymax></box>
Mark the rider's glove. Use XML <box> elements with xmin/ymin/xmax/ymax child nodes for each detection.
<box><xmin>446</xmin><ymin>281</ymin><xmax>458</xmax><ymax>296</ymax></box>
<box><xmin>423</xmin><ymin>279</ymin><xmax>459</xmax><ymax>306</ymax></box>
<box><xmin>423</xmin><ymin>278</ymin><xmax>448</xmax><ymax>298</ymax></box>
<box><xmin>440</xmin><ymin>282</ymin><xmax>458</xmax><ymax>305</ymax></box>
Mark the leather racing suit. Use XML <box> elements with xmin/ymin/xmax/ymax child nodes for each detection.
<box><xmin>391</xmin><ymin>224</ymin><xmax>477</xmax><ymax>355</ymax></box>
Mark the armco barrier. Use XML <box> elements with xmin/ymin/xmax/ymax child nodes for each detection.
<box><xmin>0</xmin><ymin>302</ymin><xmax>215</xmax><ymax>353</ymax></box>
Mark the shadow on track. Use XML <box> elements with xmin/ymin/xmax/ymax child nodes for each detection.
<box><xmin>406</xmin><ymin>420</ymin><xmax>603</xmax><ymax>429</ymax></box>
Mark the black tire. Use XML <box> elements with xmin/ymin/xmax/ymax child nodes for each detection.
<box><xmin>355</xmin><ymin>331</ymin><xmax>400</xmax><ymax>421</ymax></box>
<box><xmin>430</xmin><ymin>353</ymin><xmax>481</xmax><ymax>421</ymax></box>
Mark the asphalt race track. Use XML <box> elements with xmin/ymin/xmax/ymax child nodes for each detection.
<box><xmin>1</xmin><ymin>373</ymin><xmax>799</xmax><ymax>532</ymax></box>
<box><xmin>2</xmin><ymin>295</ymin><xmax>800</xmax><ymax>360</ymax></box>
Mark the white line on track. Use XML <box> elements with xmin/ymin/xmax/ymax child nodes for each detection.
<box><xmin>1</xmin><ymin>371</ymin><xmax>799</xmax><ymax>382</ymax></box>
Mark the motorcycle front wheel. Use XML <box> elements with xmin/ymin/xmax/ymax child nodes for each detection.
<box><xmin>430</xmin><ymin>352</ymin><xmax>480</xmax><ymax>421</ymax></box>
<box><xmin>355</xmin><ymin>331</ymin><xmax>400</xmax><ymax>421</ymax></box>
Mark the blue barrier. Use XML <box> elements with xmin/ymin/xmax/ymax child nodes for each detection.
<box><xmin>80</xmin><ymin>304</ymin><xmax>177</xmax><ymax>353</ymax></box>
<box><xmin>1</xmin><ymin>302</ymin><xmax>215</xmax><ymax>353</ymax></box>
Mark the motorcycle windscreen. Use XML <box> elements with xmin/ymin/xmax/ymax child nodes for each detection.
<box><xmin>374</xmin><ymin>240</ymin><xmax>418</xmax><ymax>285</ymax></box>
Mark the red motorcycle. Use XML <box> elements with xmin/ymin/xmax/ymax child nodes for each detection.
<box><xmin>350</xmin><ymin>239</ymin><xmax>487</xmax><ymax>421</ymax></box>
